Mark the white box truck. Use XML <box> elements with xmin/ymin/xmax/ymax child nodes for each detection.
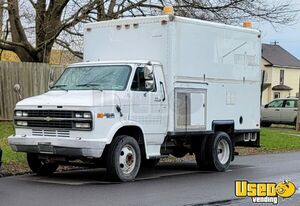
<box><xmin>9</xmin><ymin>13</ymin><xmax>261</xmax><ymax>181</ymax></box>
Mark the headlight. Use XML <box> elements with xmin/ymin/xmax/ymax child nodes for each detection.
<box><xmin>75</xmin><ymin>113</ymin><xmax>83</xmax><ymax>118</ymax></box>
<box><xmin>16</xmin><ymin>121</ymin><xmax>28</xmax><ymax>126</ymax></box>
<box><xmin>15</xmin><ymin>111</ymin><xmax>23</xmax><ymax>117</ymax></box>
<box><xmin>83</xmin><ymin>112</ymin><xmax>92</xmax><ymax>119</ymax></box>
<box><xmin>75</xmin><ymin>112</ymin><xmax>92</xmax><ymax>119</ymax></box>
<box><xmin>75</xmin><ymin>122</ymin><xmax>91</xmax><ymax>129</ymax></box>
<box><xmin>15</xmin><ymin>111</ymin><xmax>28</xmax><ymax>117</ymax></box>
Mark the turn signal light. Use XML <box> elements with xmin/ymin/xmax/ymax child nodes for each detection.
<box><xmin>243</xmin><ymin>21</ymin><xmax>252</xmax><ymax>28</ymax></box>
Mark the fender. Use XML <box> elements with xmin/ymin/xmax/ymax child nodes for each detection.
<box><xmin>105</xmin><ymin>120</ymin><xmax>145</xmax><ymax>144</ymax></box>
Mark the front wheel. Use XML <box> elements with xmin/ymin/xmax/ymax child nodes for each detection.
<box><xmin>27</xmin><ymin>153</ymin><xmax>58</xmax><ymax>175</ymax></box>
<box><xmin>106</xmin><ymin>135</ymin><xmax>141</xmax><ymax>182</ymax></box>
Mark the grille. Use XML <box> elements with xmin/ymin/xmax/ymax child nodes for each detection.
<box><xmin>28</xmin><ymin>120</ymin><xmax>73</xmax><ymax>129</ymax></box>
<box><xmin>15</xmin><ymin>110</ymin><xmax>92</xmax><ymax>130</ymax></box>
<box><xmin>32</xmin><ymin>129</ymin><xmax>70</xmax><ymax>138</ymax></box>
<box><xmin>25</xmin><ymin>110</ymin><xmax>73</xmax><ymax>118</ymax></box>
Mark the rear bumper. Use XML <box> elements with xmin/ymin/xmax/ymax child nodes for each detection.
<box><xmin>8</xmin><ymin>135</ymin><xmax>106</xmax><ymax>158</ymax></box>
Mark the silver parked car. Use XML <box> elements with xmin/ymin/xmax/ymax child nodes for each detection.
<box><xmin>261</xmin><ymin>98</ymin><xmax>298</xmax><ymax>127</ymax></box>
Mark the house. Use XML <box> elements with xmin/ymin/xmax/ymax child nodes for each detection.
<box><xmin>261</xmin><ymin>43</ymin><xmax>300</xmax><ymax>105</ymax></box>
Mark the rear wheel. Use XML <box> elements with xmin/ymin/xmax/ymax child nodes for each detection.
<box><xmin>106</xmin><ymin>135</ymin><xmax>141</xmax><ymax>182</ymax></box>
<box><xmin>27</xmin><ymin>153</ymin><xmax>58</xmax><ymax>175</ymax></box>
<box><xmin>196</xmin><ymin>132</ymin><xmax>232</xmax><ymax>171</ymax></box>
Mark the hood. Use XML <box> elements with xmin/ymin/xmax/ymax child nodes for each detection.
<box><xmin>16</xmin><ymin>90</ymin><xmax>121</xmax><ymax>107</ymax></box>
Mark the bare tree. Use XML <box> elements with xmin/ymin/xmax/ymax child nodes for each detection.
<box><xmin>0</xmin><ymin>0</ymin><xmax>98</xmax><ymax>62</ymax></box>
<box><xmin>0</xmin><ymin>0</ymin><xmax>298</xmax><ymax>63</ymax></box>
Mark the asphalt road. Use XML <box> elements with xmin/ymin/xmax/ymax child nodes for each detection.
<box><xmin>1</xmin><ymin>152</ymin><xmax>300</xmax><ymax>206</ymax></box>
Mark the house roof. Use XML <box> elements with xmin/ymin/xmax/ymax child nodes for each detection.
<box><xmin>262</xmin><ymin>44</ymin><xmax>300</xmax><ymax>68</ymax></box>
<box><xmin>272</xmin><ymin>84</ymin><xmax>293</xmax><ymax>91</ymax></box>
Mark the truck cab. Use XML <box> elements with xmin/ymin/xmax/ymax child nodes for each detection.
<box><xmin>9</xmin><ymin>61</ymin><xmax>168</xmax><ymax>181</ymax></box>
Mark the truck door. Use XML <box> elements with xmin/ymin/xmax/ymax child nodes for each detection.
<box><xmin>280</xmin><ymin>99</ymin><xmax>297</xmax><ymax>123</ymax></box>
<box><xmin>261</xmin><ymin>99</ymin><xmax>284</xmax><ymax>122</ymax></box>
<box><xmin>129</xmin><ymin>65</ymin><xmax>168</xmax><ymax>156</ymax></box>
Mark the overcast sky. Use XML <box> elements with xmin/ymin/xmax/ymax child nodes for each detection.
<box><xmin>258</xmin><ymin>0</ymin><xmax>300</xmax><ymax>58</ymax></box>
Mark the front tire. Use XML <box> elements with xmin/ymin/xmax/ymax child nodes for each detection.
<box><xmin>27</xmin><ymin>153</ymin><xmax>58</xmax><ymax>175</ymax></box>
<box><xmin>106</xmin><ymin>135</ymin><xmax>141</xmax><ymax>182</ymax></box>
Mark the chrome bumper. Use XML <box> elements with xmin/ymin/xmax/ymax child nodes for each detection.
<box><xmin>8</xmin><ymin>135</ymin><xmax>106</xmax><ymax>158</ymax></box>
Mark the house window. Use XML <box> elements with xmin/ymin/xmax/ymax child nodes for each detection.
<box><xmin>274</xmin><ymin>92</ymin><xmax>280</xmax><ymax>99</ymax></box>
<box><xmin>280</xmin><ymin>70</ymin><xmax>284</xmax><ymax>85</ymax></box>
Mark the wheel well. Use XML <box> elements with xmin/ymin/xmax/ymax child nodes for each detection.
<box><xmin>212</xmin><ymin>122</ymin><xmax>234</xmax><ymax>134</ymax></box>
<box><xmin>114</xmin><ymin>126</ymin><xmax>146</xmax><ymax>156</ymax></box>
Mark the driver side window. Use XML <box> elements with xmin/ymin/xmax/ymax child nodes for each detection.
<box><xmin>131</xmin><ymin>67</ymin><xmax>156</xmax><ymax>92</ymax></box>
<box><xmin>267</xmin><ymin>100</ymin><xmax>284</xmax><ymax>108</ymax></box>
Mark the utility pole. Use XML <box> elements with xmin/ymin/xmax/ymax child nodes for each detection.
<box><xmin>0</xmin><ymin>0</ymin><xmax>3</xmax><ymax>37</ymax></box>
<box><xmin>0</xmin><ymin>0</ymin><xmax>3</xmax><ymax>60</ymax></box>
<box><xmin>297</xmin><ymin>77</ymin><xmax>300</xmax><ymax>131</ymax></box>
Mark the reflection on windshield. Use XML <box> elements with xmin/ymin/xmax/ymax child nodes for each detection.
<box><xmin>52</xmin><ymin>65</ymin><xmax>131</xmax><ymax>91</ymax></box>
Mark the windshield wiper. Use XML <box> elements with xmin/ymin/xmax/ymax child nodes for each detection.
<box><xmin>51</xmin><ymin>84</ymin><xmax>68</xmax><ymax>91</ymax></box>
<box><xmin>76</xmin><ymin>83</ymin><xmax>103</xmax><ymax>91</ymax></box>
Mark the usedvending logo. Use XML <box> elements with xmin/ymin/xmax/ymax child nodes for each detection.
<box><xmin>235</xmin><ymin>180</ymin><xmax>296</xmax><ymax>205</ymax></box>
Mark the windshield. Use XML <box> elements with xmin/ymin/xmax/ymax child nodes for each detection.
<box><xmin>52</xmin><ymin>65</ymin><xmax>132</xmax><ymax>91</ymax></box>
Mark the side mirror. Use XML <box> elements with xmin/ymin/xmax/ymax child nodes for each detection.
<box><xmin>145</xmin><ymin>80</ymin><xmax>154</xmax><ymax>90</ymax></box>
<box><xmin>48</xmin><ymin>68</ymin><xmax>55</xmax><ymax>89</ymax></box>
<box><xmin>13</xmin><ymin>84</ymin><xmax>23</xmax><ymax>100</ymax></box>
<box><xmin>264</xmin><ymin>104</ymin><xmax>268</xmax><ymax>108</ymax></box>
<box><xmin>49</xmin><ymin>68</ymin><xmax>55</xmax><ymax>82</ymax></box>
<box><xmin>48</xmin><ymin>81</ymin><xmax>54</xmax><ymax>89</ymax></box>
<box><xmin>144</xmin><ymin>65</ymin><xmax>154</xmax><ymax>80</ymax></box>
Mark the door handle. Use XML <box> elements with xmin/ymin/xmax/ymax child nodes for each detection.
<box><xmin>294</xmin><ymin>109</ymin><xmax>298</xmax><ymax>111</ymax></box>
<box><xmin>275</xmin><ymin>109</ymin><xmax>280</xmax><ymax>111</ymax></box>
<box><xmin>160</xmin><ymin>81</ymin><xmax>166</xmax><ymax>102</ymax></box>
<box><xmin>154</xmin><ymin>97</ymin><xmax>162</xmax><ymax>102</ymax></box>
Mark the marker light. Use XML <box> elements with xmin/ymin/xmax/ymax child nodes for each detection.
<box><xmin>97</xmin><ymin>113</ymin><xmax>115</xmax><ymax>119</ymax></box>
<box><xmin>243</xmin><ymin>21</ymin><xmax>252</xmax><ymax>28</ymax></box>
<box><xmin>163</xmin><ymin>6</ymin><xmax>174</xmax><ymax>15</ymax></box>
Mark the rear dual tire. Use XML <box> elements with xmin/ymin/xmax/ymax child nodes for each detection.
<box><xmin>195</xmin><ymin>132</ymin><xmax>232</xmax><ymax>172</ymax></box>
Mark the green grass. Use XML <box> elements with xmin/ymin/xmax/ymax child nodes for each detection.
<box><xmin>260</xmin><ymin>127</ymin><xmax>300</xmax><ymax>152</ymax></box>
<box><xmin>0</xmin><ymin>122</ymin><xmax>26</xmax><ymax>166</ymax></box>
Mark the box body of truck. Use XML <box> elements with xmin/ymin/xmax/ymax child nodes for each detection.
<box><xmin>84</xmin><ymin>15</ymin><xmax>261</xmax><ymax>141</ymax></box>
<box><xmin>9</xmin><ymin>14</ymin><xmax>261</xmax><ymax>181</ymax></box>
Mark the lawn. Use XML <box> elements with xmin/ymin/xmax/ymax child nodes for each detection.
<box><xmin>260</xmin><ymin>127</ymin><xmax>300</xmax><ymax>152</ymax></box>
<box><xmin>0</xmin><ymin>122</ymin><xmax>27</xmax><ymax>173</ymax></box>
<box><xmin>1</xmin><ymin>122</ymin><xmax>300</xmax><ymax>174</ymax></box>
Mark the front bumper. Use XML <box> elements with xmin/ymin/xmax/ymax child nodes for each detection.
<box><xmin>8</xmin><ymin>135</ymin><xmax>106</xmax><ymax>158</ymax></box>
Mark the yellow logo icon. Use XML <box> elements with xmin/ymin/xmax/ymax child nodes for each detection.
<box><xmin>276</xmin><ymin>180</ymin><xmax>296</xmax><ymax>198</ymax></box>
<box><xmin>235</xmin><ymin>180</ymin><xmax>297</xmax><ymax>205</ymax></box>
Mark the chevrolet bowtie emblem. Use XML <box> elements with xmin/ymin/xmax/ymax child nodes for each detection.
<box><xmin>44</xmin><ymin>116</ymin><xmax>53</xmax><ymax>122</ymax></box>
